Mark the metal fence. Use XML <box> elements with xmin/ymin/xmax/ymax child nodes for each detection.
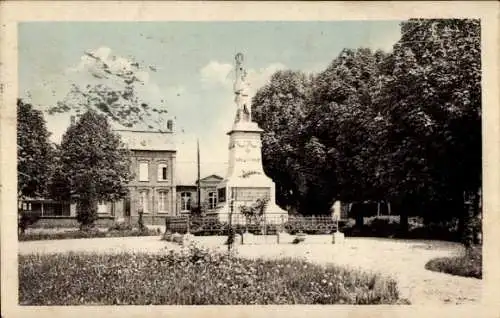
<box><xmin>165</xmin><ymin>214</ymin><xmax>344</xmax><ymax>236</ymax></box>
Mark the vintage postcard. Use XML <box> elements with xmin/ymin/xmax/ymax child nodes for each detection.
<box><xmin>1</xmin><ymin>1</ymin><xmax>499</xmax><ymax>318</ymax></box>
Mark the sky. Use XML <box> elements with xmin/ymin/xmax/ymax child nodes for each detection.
<box><xmin>18</xmin><ymin>21</ymin><xmax>403</xmax><ymax>184</ymax></box>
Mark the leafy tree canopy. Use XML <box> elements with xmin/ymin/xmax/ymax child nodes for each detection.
<box><xmin>55</xmin><ymin>110</ymin><xmax>132</xmax><ymax>226</ymax></box>
<box><xmin>17</xmin><ymin>99</ymin><xmax>54</xmax><ymax>199</ymax></box>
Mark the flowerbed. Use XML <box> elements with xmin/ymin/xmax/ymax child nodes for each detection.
<box><xmin>19</xmin><ymin>245</ymin><xmax>408</xmax><ymax>305</ymax></box>
<box><xmin>425</xmin><ymin>245</ymin><xmax>482</xmax><ymax>279</ymax></box>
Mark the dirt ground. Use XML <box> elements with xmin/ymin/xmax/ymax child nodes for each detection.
<box><xmin>18</xmin><ymin>234</ymin><xmax>482</xmax><ymax>305</ymax></box>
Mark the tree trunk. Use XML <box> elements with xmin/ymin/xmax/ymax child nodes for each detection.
<box><xmin>400</xmin><ymin>210</ymin><xmax>409</xmax><ymax>235</ymax></box>
<box><xmin>462</xmin><ymin>190</ymin><xmax>478</xmax><ymax>248</ymax></box>
<box><xmin>399</xmin><ymin>198</ymin><xmax>409</xmax><ymax>236</ymax></box>
<box><xmin>354</xmin><ymin>204</ymin><xmax>364</xmax><ymax>228</ymax></box>
<box><xmin>77</xmin><ymin>196</ymin><xmax>98</xmax><ymax>230</ymax></box>
<box><xmin>387</xmin><ymin>202</ymin><xmax>392</xmax><ymax>215</ymax></box>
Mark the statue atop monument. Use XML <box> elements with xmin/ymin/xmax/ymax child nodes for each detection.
<box><xmin>233</xmin><ymin>52</ymin><xmax>251</xmax><ymax>123</ymax></box>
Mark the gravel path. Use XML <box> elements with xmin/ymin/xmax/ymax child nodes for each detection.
<box><xmin>18</xmin><ymin>235</ymin><xmax>481</xmax><ymax>305</ymax></box>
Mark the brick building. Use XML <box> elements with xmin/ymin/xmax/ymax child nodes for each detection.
<box><xmin>20</xmin><ymin>128</ymin><xmax>225</xmax><ymax>227</ymax></box>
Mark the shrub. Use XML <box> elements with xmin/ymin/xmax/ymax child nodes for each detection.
<box><xmin>18</xmin><ymin>210</ymin><xmax>41</xmax><ymax>234</ymax></box>
<box><xmin>342</xmin><ymin>217</ymin><xmax>400</xmax><ymax>238</ymax></box>
<box><xmin>19</xmin><ymin>230</ymin><xmax>107</xmax><ymax>241</ymax></box>
<box><xmin>19</xmin><ymin>227</ymin><xmax>158</xmax><ymax>241</ymax></box>
<box><xmin>284</xmin><ymin>217</ymin><xmax>338</xmax><ymax>235</ymax></box>
<box><xmin>425</xmin><ymin>245</ymin><xmax>482</xmax><ymax>279</ymax></box>
<box><xmin>342</xmin><ymin>216</ymin><xmax>465</xmax><ymax>242</ymax></box>
<box><xmin>19</xmin><ymin>245</ymin><xmax>406</xmax><ymax>305</ymax></box>
<box><xmin>108</xmin><ymin>221</ymin><xmax>133</xmax><ymax>232</ymax></box>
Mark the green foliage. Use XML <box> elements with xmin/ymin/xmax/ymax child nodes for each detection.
<box><xmin>19</xmin><ymin>226</ymin><xmax>158</xmax><ymax>241</ymax></box>
<box><xmin>18</xmin><ymin>211</ymin><xmax>41</xmax><ymax>235</ymax></box>
<box><xmin>252</xmin><ymin>19</ymin><xmax>482</xmax><ymax>243</ymax></box>
<box><xmin>239</xmin><ymin>197</ymin><xmax>269</xmax><ymax>227</ymax></box>
<box><xmin>17</xmin><ymin>99</ymin><xmax>54</xmax><ymax>199</ymax></box>
<box><xmin>108</xmin><ymin>221</ymin><xmax>134</xmax><ymax>232</ymax></box>
<box><xmin>252</xmin><ymin>71</ymin><xmax>321</xmax><ymax>214</ymax></box>
<box><xmin>341</xmin><ymin>216</ymin><xmax>463</xmax><ymax>241</ymax></box>
<box><xmin>55</xmin><ymin>110</ymin><xmax>132</xmax><ymax>227</ymax></box>
<box><xmin>284</xmin><ymin>216</ymin><xmax>338</xmax><ymax>235</ymax></box>
<box><xmin>376</xmin><ymin>19</ymin><xmax>481</xmax><ymax>229</ymax></box>
<box><xmin>425</xmin><ymin>245</ymin><xmax>482</xmax><ymax>279</ymax></box>
<box><xmin>19</xmin><ymin>245</ymin><xmax>405</xmax><ymax>305</ymax></box>
<box><xmin>138</xmin><ymin>211</ymin><xmax>145</xmax><ymax>232</ymax></box>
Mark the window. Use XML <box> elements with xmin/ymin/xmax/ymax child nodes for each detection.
<box><xmin>158</xmin><ymin>191</ymin><xmax>168</xmax><ymax>212</ymax></box>
<box><xmin>218</xmin><ymin>188</ymin><xmax>226</xmax><ymax>203</ymax></box>
<box><xmin>139</xmin><ymin>161</ymin><xmax>149</xmax><ymax>182</ymax></box>
<box><xmin>139</xmin><ymin>190</ymin><xmax>149</xmax><ymax>213</ymax></box>
<box><xmin>158</xmin><ymin>163</ymin><xmax>168</xmax><ymax>181</ymax></box>
<box><xmin>208</xmin><ymin>191</ymin><xmax>217</xmax><ymax>210</ymax></box>
<box><xmin>98</xmin><ymin>201</ymin><xmax>107</xmax><ymax>213</ymax></box>
<box><xmin>181</xmin><ymin>192</ymin><xmax>192</xmax><ymax>212</ymax></box>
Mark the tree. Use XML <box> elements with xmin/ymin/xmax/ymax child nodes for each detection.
<box><xmin>309</xmin><ymin>48</ymin><xmax>390</xmax><ymax>204</ymax></box>
<box><xmin>377</xmin><ymin>19</ymin><xmax>481</xmax><ymax>238</ymax></box>
<box><xmin>253</xmin><ymin>49</ymin><xmax>390</xmax><ymax>216</ymax></box>
<box><xmin>17</xmin><ymin>99</ymin><xmax>54</xmax><ymax>199</ymax></box>
<box><xmin>252</xmin><ymin>70</ymin><xmax>331</xmax><ymax>215</ymax></box>
<box><xmin>57</xmin><ymin>110</ymin><xmax>132</xmax><ymax>228</ymax></box>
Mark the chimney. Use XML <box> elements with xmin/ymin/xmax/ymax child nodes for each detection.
<box><xmin>70</xmin><ymin>115</ymin><xmax>76</xmax><ymax>125</ymax></box>
<box><xmin>167</xmin><ymin>119</ymin><xmax>173</xmax><ymax>132</ymax></box>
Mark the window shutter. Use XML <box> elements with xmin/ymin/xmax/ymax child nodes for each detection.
<box><xmin>139</xmin><ymin>162</ymin><xmax>149</xmax><ymax>181</ymax></box>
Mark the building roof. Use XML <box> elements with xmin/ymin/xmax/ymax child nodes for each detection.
<box><xmin>116</xmin><ymin>129</ymin><xmax>176</xmax><ymax>152</ymax></box>
<box><xmin>175</xmin><ymin>161</ymin><xmax>227</xmax><ymax>186</ymax></box>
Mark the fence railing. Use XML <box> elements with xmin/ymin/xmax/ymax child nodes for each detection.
<box><xmin>165</xmin><ymin>214</ymin><xmax>345</xmax><ymax>236</ymax></box>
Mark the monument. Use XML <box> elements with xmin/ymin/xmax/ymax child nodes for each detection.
<box><xmin>215</xmin><ymin>53</ymin><xmax>288</xmax><ymax>225</ymax></box>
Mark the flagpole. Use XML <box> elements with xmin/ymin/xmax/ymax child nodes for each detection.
<box><xmin>197</xmin><ymin>138</ymin><xmax>201</xmax><ymax>212</ymax></box>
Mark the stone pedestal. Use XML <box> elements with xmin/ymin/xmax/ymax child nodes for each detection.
<box><xmin>332</xmin><ymin>231</ymin><xmax>345</xmax><ymax>244</ymax></box>
<box><xmin>215</xmin><ymin>53</ymin><xmax>288</xmax><ymax>226</ymax></box>
<box><xmin>215</xmin><ymin>121</ymin><xmax>288</xmax><ymax>224</ymax></box>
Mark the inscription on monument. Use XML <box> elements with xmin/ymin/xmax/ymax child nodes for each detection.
<box><xmin>234</xmin><ymin>187</ymin><xmax>270</xmax><ymax>202</ymax></box>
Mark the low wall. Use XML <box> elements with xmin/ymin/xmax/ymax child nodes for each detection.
<box><xmin>30</xmin><ymin>215</ymin><xmax>168</xmax><ymax>228</ymax></box>
<box><xmin>128</xmin><ymin>215</ymin><xmax>167</xmax><ymax>226</ymax></box>
<box><xmin>31</xmin><ymin>216</ymin><xmax>116</xmax><ymax>228</ymax></box>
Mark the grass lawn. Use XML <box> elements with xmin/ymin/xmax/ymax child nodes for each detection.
<box><xmin>19</xmin><ymin>245</ymin><xmax>409</xmax><ymax>305</ymax></box>
<box><xmin>425</xmin><ymin>245</ymin><xmax>482</xmax><ymax>279</ymax></box>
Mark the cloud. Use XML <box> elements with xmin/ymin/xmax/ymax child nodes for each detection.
<box><xmin>246</xmin><ymin>63</ymin><xmax>287</xmax><ymax>93</ymax></box>
<box><xmin>200</xmin><ymin>61</ymin><xmax>233</xmax><ymax>88</ymax></box>
<box><xmin>174</xmin><ymin>60</ymin><xmax>290</xmax><ymax>182</ymax></box>
<box><xmin>199</xmin><ymin>60</ymin><xmax>286</xmax><ymax>94</ymax></box>
<box><xmin>25</xmin><ymin>46</ymin><xmax>179</xmax><ymax>142</ymax></box>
